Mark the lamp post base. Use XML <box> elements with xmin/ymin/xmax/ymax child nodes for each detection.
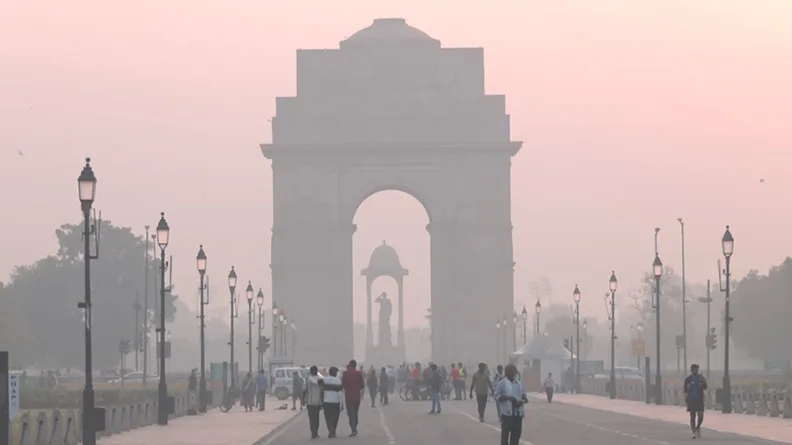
<box><xmin>722</xmin><ymin>375</ymin><xmax>732</xmax><ymax>413</ymax></box>
<box><xmin>198</xmin><ymin>378</ymin><xmax>207</xmax><ymax>413</ymax></box>
<box><xmin>157</xmin><ymin>379</ymin><xmax>169</xmax><ymax>425</ymax></box>
<box><xmin>82</xmin><ymin>387</ymin><xmax>97</xmax><ymax>445</ymax></box>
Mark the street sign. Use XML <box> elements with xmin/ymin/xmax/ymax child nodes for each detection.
<box><xmin>631</xmin><ymin>338</ymin><xmax>646</xmax><ymax>357</ymax></box>
<box><xmin>8</xmin><ymin>374</ymin><xmax>18</xmax><ymax>421</ymax></box>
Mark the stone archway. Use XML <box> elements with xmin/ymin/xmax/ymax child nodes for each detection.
<box><xmin>262</xmin><ymin>18</ymin><xmax>522</xmax><ymax>365</ymax></box>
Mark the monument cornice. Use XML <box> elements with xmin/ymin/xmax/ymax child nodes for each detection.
<box><xmin>261</xmin><ymin>141</ymin><xmax>522</xmax><ymax>159</ymax></box>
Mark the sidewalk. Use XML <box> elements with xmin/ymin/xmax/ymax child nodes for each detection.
<box><xmin>98</xmin><ymin>407</ymin><xmax>301</xmax><ymax>445</ymax></box>
<box><xmin>537</xmin><ymin>393</ymin><xmax>792</xmax><ymax>444</ymax></box>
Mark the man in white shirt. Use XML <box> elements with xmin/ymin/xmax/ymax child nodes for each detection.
<box><xmin>494</xmin><ymin>364</ymin><xmax>528</xmax><ymax>445</ymax></box>
<box><xmin>322</xmin><ymin>367</ymin><xmax>343</xmax><ymax>438</ymax></box>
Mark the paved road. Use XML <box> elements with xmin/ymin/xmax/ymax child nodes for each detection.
<box><xmin>265</xmin><ymin>397</ymin><xmax>786</xmax><ymax>445</ymax></box>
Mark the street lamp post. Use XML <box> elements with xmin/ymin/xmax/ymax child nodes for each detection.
<box><xmin>653</xmin><ymin>254</ymin><xmax>664</xmax><ymax>405</ymax></box>
<box><xmin>77</xmin><ymin>158</ymin><xmax>100</xmax><ymax>445</ymax></box>
<box><xmin>278</xmin><ymin>311</ymin><xmax>287</xmax><ymax>357</ymax></box>
<box><xmin>520</xmin><ymin>306</ymin><xmax>528</xmax><ymax>345</ymax></box>
<box><xmin>256</xmin><ymin>289</ymin><xmax>264</xmax><ymax>370</ymax></box>
<box><xmin>721</xmin><ymin>226</ymin><xmax>734</xmax><ymax>413</ymax></box>
<box><xmin>678</xmin><ymin>218</ymin><xmax>687</xmax><ymax>371</ymax></box>
<box><xmin>511</xmin><ymin>311</ymin><xmax>518</xmax><ymax>353</ymax></box>
<box><xmin>282</xmin><ymin>316</ymin><xmax>289</xmax><ymax>356</ymax></box>
<box><xmin>608</xmin><ymin>272</ymin><xmax>618</xmax><ymax>399</ymax></box>
<box><xmin>636</xmin><ymin>322</ymin><xmax>644</xmax><ymax>369</ymax></box>
<box><xmin>196</xmin><ymin>245</ymin><xmax>208</xmax><ymax>413</ymax></box>
<box><xmin>698</xmin><ymin>280</ymin><xmax>713</xmax><ymax>382</ymax></box>
<box><xmin>272</xmin><ymin>305</ymin><xmax>280</xmax><ymax>357</ymax></box>
<box><xmin>534</xmin><ymin>300</ymin><xmax>542</xmax><ymax>334</ymax></box>
<box><xmin>155</xmin><ymin>213</ymin><xmax>170</xmax><ymax>425</ymax></box>
<box><xmin>573</xmin><ymin>285</ymin><xmax>581</xmax><ymax>393</ymax></box>
<box><xmin>245</xmin><ymin>282</ymin><xmax>254</xmax><ymax>373</ymax></box>
<box><xmin>502</xmin><ymin>316</ymin><xmax>508</xmax><ymax>359</ymax></box>
<box><xmin>291</xmin><ymin>322</ymin><xmax>297</xmax><ymax>358</ymax></box>
<box><xmin>227</xmin><ymin>267</ymin><xmax>238</xmax><ymax>390</ymax></box>
<box><xmin>496</xmin><ymin>321</ymin><xmax>501</xmax><ymax>364</ymax></box>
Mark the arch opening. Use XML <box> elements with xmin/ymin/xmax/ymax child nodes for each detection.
<box><xmin>353</xmin><ymin>190</ymin><xmax>431</xmax><ymax>364</ymax></box>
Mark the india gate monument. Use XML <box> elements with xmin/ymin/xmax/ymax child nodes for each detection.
<box><xmin>261</xmin><ymin>18</ymin><xmax>521</xmax><ymax>366</ymax></box>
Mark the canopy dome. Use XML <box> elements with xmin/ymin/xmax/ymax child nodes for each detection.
<box><xmin>361</xmin><ymin>241</ymin><xmax>409</xmax><ymax>277</ymax></box>
<box><xmin>340</xmin><ymin>18</ymin><xmax>440</xmax><ymax>49</ymax></box>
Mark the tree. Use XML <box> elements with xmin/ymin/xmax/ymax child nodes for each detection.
<box><xmin>731</xmin><ymin>258</ymin><xmax>792</xmax><ymax>361</ymax></box>
<box><xmin>2</xmin><ymin>220</ymin><xmax>178</xmax><ymax>369</ymax></box>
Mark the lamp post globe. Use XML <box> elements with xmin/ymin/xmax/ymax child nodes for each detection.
<box><xmin>156</xmin><ymin>213</ymin><xmax>169</xmax><ymax>248</ymax></box>
<box><xmin>722</xmin><ymin>225</ymin><xmax>734</xmax><ymax>258</ymax></box>
<box><xmin>573</xmin><ymin>285</ymin><xmax>581</xmax><ymax>303</ymax></box>
<box><xmin>535</xmin><ymin>300</ymin><xmax>542</xmax><ymax>314</ymax></box>
<box><xmin>609</xmin><ymin>271</ymin><xmax>618</xmax><ymax>292</ymax></box>
<box><xmin>196</xmin><ymin>245</ymin><xmax>207</xmax><ymax>275</ymax></box>
<box><xmin>246</xmin><ymin>282</ymin><xmax>254</xmax><ymax>302</ymax></box>
<box><xmin>521</xmin><ymin>306</ymin><xmax>528</xmax><ymax>321</ymax></box>
<box><xmin>228</xmin><ymin>266</ymin><xmax>237</xmax><ymax>290</ymax></box>
<box><xmin>78</xmin><ymin>157</ymin><xmax>97</xmax><ymax>206</ymax></box>
<box><xmin>653</xmin><ymin>255</ymin><xmax>664</xmax><ymax>279</ymax></box>
<box><xmin>257</xmin><ymin>289</ymin><xmax>264</xmax><ymax>307</ymax></box>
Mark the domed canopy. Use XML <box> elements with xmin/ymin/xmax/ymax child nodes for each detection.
<box><xmin>340</xmin><ymin>18</ymin><xmax>440</xmax><ymax>49</ymax></box>
<box><xmin>361</xmin><ymin>241</ymin><xmax>409</xmax><ymax>278</ymax></box>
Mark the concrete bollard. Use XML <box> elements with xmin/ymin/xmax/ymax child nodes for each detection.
<box><xmin>770</xmin><ymin>393</ymin><xmax>780</xmax><ymax>417</ymax></box>
<box><xmin>757</xmin><ymin>393</ymin><xmax>768</xmax><ymax>416</ymax></box>
<box><xmin>745</xmin><ymin>392</ymin><xmax>756</xmax><ymax>414</ymax></box>
<box><xmin>34</xmin><ymin>411</ymin><xmax>48</xmax><ymax>445</ymax></box>
<box><xmin>733</xmin><ymin>392</ymin><xmax>744</xmax><ymax>413</ymax></box>
<box><xmin>49</xmin><ymin>409</ymin><xmax>63</xmax><ymax>445</ymax></box>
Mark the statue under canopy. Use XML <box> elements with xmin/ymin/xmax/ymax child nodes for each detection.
<box><xmin>375</xmin><ymin>292</ymin><xmax>393</xmax><ymax>347</ymax></box>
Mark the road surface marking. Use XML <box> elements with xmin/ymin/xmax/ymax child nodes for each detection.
<box><xmin>537</xmin><ymin>410</ymin><xmax>672</xmax><ymax>445</ymax></box>
<box><xmin>377</xmin><ymin>406</ymin><xmax>396</xmax><ymax>444</ymax></box>
<box><xmin>451</xmin><ymin>406</ymin><xmax>536</xmax><ymax>445</ymax></box>
<box><xmin>256</xmin><ymin>411</ymin><xmax>304</xmax><ymax>445</ymax></box>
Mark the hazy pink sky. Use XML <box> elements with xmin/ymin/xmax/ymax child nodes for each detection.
<box><xmin>1</xmin><ymin>1</ymin><xmax>790</xmax><ymax>328</ymax></box>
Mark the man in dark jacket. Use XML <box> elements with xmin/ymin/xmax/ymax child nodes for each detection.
<box><xmin>341</xmin><ymin>360</ymin><xmax>365</xmax><ymax>437</ymax></box>
<box><xmin>429</xmin><ymin>363</ymin><xmax>443</xmax><ymax>414</ymax></box>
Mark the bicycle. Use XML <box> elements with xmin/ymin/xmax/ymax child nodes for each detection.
<box><xmin>220</xmin><ymin>386</ymin><xmax>238</xmax><ymax>413</ymax></box>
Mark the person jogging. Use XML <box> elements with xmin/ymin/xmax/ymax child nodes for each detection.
<box><xmin>683</xmin><ymin>364</ymin><xmax>708</xmax><ymax>439</ymax></box>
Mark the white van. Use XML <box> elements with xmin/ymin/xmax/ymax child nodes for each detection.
<box><xmin>272</xmin><ymin>367</ymin><xmax>309</xmax><ymax>400</ymax></box>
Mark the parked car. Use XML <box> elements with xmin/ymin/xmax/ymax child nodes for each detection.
<box><xmin>109</xmin><ymin>371</ymin><xmax>158</xmax><ymax>384</ymax></box>
<box><xmin>271</xmin><ymin>367</ymin><xmax>309</xmax><ymax>400</ymax></box>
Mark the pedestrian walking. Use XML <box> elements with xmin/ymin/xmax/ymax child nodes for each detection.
<box><xmin>256</xmin><ymin>369</ymin><xmax>268</xmax><ymax>411</ymax></box>
<box><xmin>470</xmin><ymin>362</ymin><xmax>494</xmax><ymax>421</ymax></box>
<box><xmin>367</xmin><ymin>366</ymin><xmax>379</xmax><ymax>407</ymax></box>
<box><xmin>492</xmin><ymin>365</ymin><xmax>504</xmax><ymax>417</ymax></box>
<box><xmin>494</xmin><ymin>364</ymin><xmax>528</xmax><ymax>445</ymax></box>
<box><xmin>341</xmin><ymin>360</ymin><xmax>365</xmax><ymax>437</ymax></box>
<box><xmin>241</xmin><ymin>372</ymin><xmax>256</xmax><ymax>411</ymax></box>
<box><xmin>303</xmin><ymin>366</ymin><xmax>324</xmax><ymax>439</ymax></box>
<box><xmin>322</xmin><ymin>367</ymin><xmax>343</xmax><ymax>438</ymax></box>
<box><xmin>683</xmin><ymin>364</ymin><xmax>707</xmax><ymax>439</ymax></box>
<box><xmin>428</xmin><ymin>363</ymin><xmax>442</xmax><ymax>414</ymax></box>
<box><xmin>379</xmin><ymin>367</ymin><xmax>389</xmax><ymax>405</ymax></box>
<box><xmin>292</xmin><ymin>370</ymin><xmax>304</xmax><ymax>411</ymax></box>
<box><xmin>187</xmin><ymin>369</ymin><xmax>198</xmax><ymax>411</ymax></box>
<box><xmin>543</xmin><ymin>372</ymin><xmax>555</xmax><ymax>403</ymax></box>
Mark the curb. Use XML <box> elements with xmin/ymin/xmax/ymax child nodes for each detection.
<box><xmin>252</xmin><ymin>410</ymin><xmax>305</xmax><ymax>445</ymax></box>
